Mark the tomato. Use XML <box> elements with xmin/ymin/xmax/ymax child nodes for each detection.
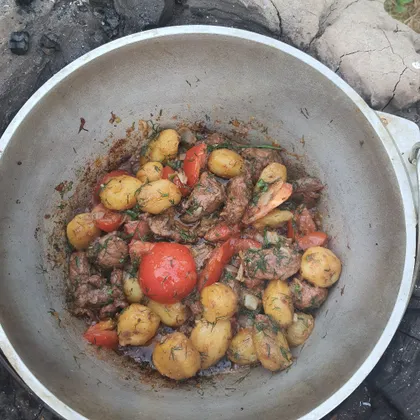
<box><xmin>197</xmin><ymin>238</ymin><xmax>261</xmax><ymax>291</ymax></box>
<box><xmin>297</xmin><ymin>232</ymin><xmax>328</xmax><ymax>250</ymax></box>
<box><xmin>124</xmin><ymin>220</ymin><xmax>151</xmax><ymax>240</ymax></box>
<box><xmin>204</xmin><ymin>223</ymin><xmax>240</xmax><ymax>242</ymax></box>
<box><xmin>162</xmin><ymin>166</ymin><xmax>190</xmax><ymax>196</ymax></box>
<box><xmin>295</xmin><ymin>207</ymin><xmax>316</xmax><ymax>235</ymax></box>
<box><xmin>92</xmin><ymin>170</ymin><xmax>130</xmax><ymax>204</ymax></box>
<box><xmin>91</xmin><ymin>204</ymin><xmax>125</xmax><ymax>232</ymax></box>
<box><xmin>83</xmin><ymin>320</ymin><xmax>118</xmax><ymax>349</ymax></box>
<box><xmin>129</xmin><ymin>240</ymin><xmax>156</xmax><ymax>262</ymax></box>
<box><xmin>139</xmin><ymin>243</ymin><xmax>197</xmax><ymax>303</ymax></box>
<box><xmin>183</xmin><ymin>143</ymin><xmax>207</xmax><ymax>187</ymax></box>
<box><xmin>287</xmin><ymin>219</ymin><xmax>295</xmax><ymax>239</ymax></box>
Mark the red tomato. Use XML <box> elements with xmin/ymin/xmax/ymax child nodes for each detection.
<box><xmin>297</xmin><ymin>232</ymin><xmax>328</xmax><ymax>250</ymax></box>
<box><xmin>287</xmin><ymin>219</ymin><xmax>295</xmax><ymax>239</ymax></box>
<box><xmin>197</xmin><ymin>238</ymin><xmax>261</xmax><ymax>291</ymax></box>
<box><xmin>83</xmin><ymin>320</ymin><xmax>118</xmax><ymax>349</ymax></box>
<box><xmin>92</xmin><ymin>170</ymin><xmax>130</xmax><ymax>204</ymax></box>
<box><xmin>129</xmin><ymin>240</ymin><xmax>156</xmax><ymax>262</ymax></box>
<box><xmin>124</xmin><ymin>220</ymin><xmax>151</xmax><ymax>240</ymax></box>
<box><xmin>162</xmin><ymin>166</ymin><xmax>190</xmax><ymax>196</ymax></box>
<box><xmin>91</xmin><ymin>204</ymin><xmax>125</xmax><ymax>232</ymax></box>
<box><xmin>183</xmin><ymin>143</ymin><xmax>207</xmax><ymax>187</ymax></box>
<box><xmin>139</xmin><ymin>243</ymin><xmax>197</xmax><ymax>303</ymax></box>
<box><xmin>204</xmin><ymin>223</ymin><xmax>240</xmax><ymax>242</ymax></box>
<box><xmin>295</xmin><ymin>207</ymin><xmax>316</xmax><ymax>235</ymax></box>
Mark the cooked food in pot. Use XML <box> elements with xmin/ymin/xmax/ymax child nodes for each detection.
<box><xmin>65</xmin><ymin>123</ymin><xmax>342</xmax><ymax>379</ymax></box>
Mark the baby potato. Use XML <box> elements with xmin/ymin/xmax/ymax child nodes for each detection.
<box><xmin>301</xmin><ymin>246</ymin><xmax>342</xmax><ymax>288</ymax></box>
<box><xmin>147</xmin><ymin>300</ymin><xmax>188</xmax><ymax>327</ymax></box>
<box><xmin>259</xmin><ymin>162</ymin><xmax>287</xmax><ymax>184</ymax></box>
<box><xmin>147</xmin><ymin>129</ymin><xmax>180</xmax><ymax>162</ymax></box>
<box><xmin>152</xmin><ymin>332</ymin><xmax>200</xmax><ymax>380</ymax></box>
<box><xmin>136</xmin><ymin>179</ymin><xmax>181</xmax><ymax>215</ymax></box>
<box><xmin>136</xmin><ymin>162</ymin><xmax>163</xmax><ymax>183</ymax></box>
<box><xmin>123</xmin><ymin>273</ymin><xmax>144</xmax><ymax>303</ymax></box>
<box><xmin>200</xmin><ymin>283</ymin><xmax>238</xmax><ymax>323</ymax></box>
<box><xmin>286</xmin><ymin>312</ymin><xmax>315</xmax><ymax>347</ymax></box>
<box><xmin>227</xmin><ymin>328</ymin><xmax>258</xmax><ymax>366</ymax></box>
<box><xmin>99</xmin><ymin>175</ymin><xmax>143</xmax><ymax>211</ymax></box>
<box><xmin>208</xmin><ymin>149</ymin><xmax>244</xmax><ymax>179</ymax></box>
<box><xmin>117</xmin><ymin>304</ymin><xmax>160</xmax><ymax>346</ymax></box>
<box><xmin>253</xmin><ymin>209</ymin><xmax>293</xmax><ymax>230</ymax></box>
<box><xmin>66</xmin><ymin>213</ymin><xmax>101</xmax><ymax>250</ymax></box>
<box><xmin>263</xmin><ymin>280</ymin><xmax>294</xmax><ymax>328</ymax></box>
<box><xmin>190</xmin><ymin>319</ymin><xmax>232</xmax><ymax>369</ymax></box>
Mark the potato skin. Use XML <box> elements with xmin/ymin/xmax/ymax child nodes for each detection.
<box><xmin>123</xmin><ymin>274</ymin><xmax>144</xmax><ymax>303</ymax></box>
<box><xmin>208</xmin><ymin>149</ymin><xmax>244</xmax><ymax>179</ymax></box>
<box><xmin>136</xmin><ymin>179</ymin><xmax>182</xmax><ymax>214</ymax></box>
<box><xmin>259</xmin><ymin>162</ymin><xmax>287</xmax><ymax>183</ymax></box>
<box><xmin>286</xmin><ymin>312</ymin><xmax>315</xmax><ymax>347</ymax></box>
<box><xmin>147</xmin><ymin>300</ymin><xmax>188</xmax><ymax>327</ymax></box>
<box><xmin>136</xmin><ymin>162</ymin><xmax>163</xmax><ymax>183</ymax></box>
<box><xmin>200</xmin><ymin>283</ymin><xmax>238</xmax><ymax>323</ymax></box>
<box><xmin>152</xmin><ymin>332</ymin><xmax>200</xmax><ymax>380</ymax></box>
<box><xmin>227</xmin><ymin>328</ymin><xmax>258</xmax><ymax>366</ymax></box>
<box><xmin>301</xmin><ymin>246</ymin><xmax>342</xmax><ymax>288</ymax></box>
<box><xmin>117</xmin><ymin>304</ymin><xmax>160</xmax><ymax>346</ymax></box>
<box><xmin>147</xmin><ymin>129</ymin><xmax>180</xmax><ymax>162</ymax></box>
<box><xmin>253</xmin><ymin>209</ymin><xmax>293</xmax><ymax>230</ymax></box>
<box><xmin>66</xmin><ymin>213</ymin><xmax>101</xmax><ymax>250</ymax></box>
<box><xmin>190</xmin><ymin>319</ymin><xmax>232</xmax><ymax>369</ymax></box>
<box><xmin>99</xmin><ymin>175</ymin><xmax>143</xmax><ymax>211</ymax></box>
<box><xmin>262</xmin><ymin>280</ymin><xmax>294</xmax><ymax>328</ymax></box>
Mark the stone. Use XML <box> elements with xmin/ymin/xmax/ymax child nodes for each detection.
<box><xmin>9</xmin><ymin>31</ymin><xmax>30</xmax><ymax>55</ymax></box>
<box><xmin>40</xmin><ymin>33</ymin><xmax>61</xmax><ymax>55</ymax></box>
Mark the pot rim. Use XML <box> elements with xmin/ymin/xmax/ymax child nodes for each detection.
<box><xmin>0</xmin><ymin>25</ymin><xmax>416</xmax><ymax>420</ymax></box>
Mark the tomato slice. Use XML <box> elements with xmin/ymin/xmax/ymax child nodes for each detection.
<box><xmin>162</xmin><ymin>166</ymin><xmax>190</xmax><ymax>196</ymax></box>
<box><xmin>183</xmin><ymin>143</ymin><xmax>207</xmax><ymax>187</ymax></box>
<box><xmin>197</xmin><ymin>238</ymin><xmax>261</xmax><ymax>291</ymax></box>
<box><xmin>138</xmin><ymin>243</ymin><xmax>197</xmax><ymax>304</ymax></box>
<box><xmin>83</xmin><ymin>320</ymin><xmax>118</xmax><ymax>349</ymax></box>
<box><xmin>91</xmin><ymin>204</ymin><xmax>125</xmax><ymax>232</ymax></box>
<box><xmin>92</xmin><ymin>170</ymin><xmax>130</xmax><ymax>205</ymax></box>
<box><xmin>297</xmin><ymin>232</ymin><xmax>328</xmax><ymax>250</ymax></box>
<box><xmin>287</xmin><ymin>219</ymin><xmax>295</xmax><ymax>239</ymax></box>
<box><xmin>295</xmin><ymin>207</ymin><xmax>316</xmax><ymax>235</ymax></box>
<box><xmin>204</xmin><ymin>223</ymin><xmax>240</xmax><ymax>242</ymax></box>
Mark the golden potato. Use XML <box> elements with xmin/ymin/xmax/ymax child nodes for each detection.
<box><xmin>136</xmin><ymin>162</ymin><xmax>163</xmax><ymax>183</ymax></box>
<box><xmin>99</xmin><ymin>175</ymin><xmax>143</xmax><ymax>211</ymax></box>
<box><xmin>253</xmin><ymin>209</ymin><xmax>293</xmax><ymax>230</ymax></box>
<box><xmin>227</xmin><ymin>328</ymin><xmax>258</xmax><ymax>366</ymax></box>
<box><xmin>286</xmin><ymin>312</ymin><xmax>315</xmax><ymax>347</ymax></box>
<box><xmin>263</xmin><ymin>280</ymin><xmax>294</xmax><ymax>328</ymax></box>
<box><xmin>136</xmin><ymin>179</ymin><xmax>181</xmax><ymax>214</ymax></box>
<box><xmin>207</xmin><ymin>149</ymin><xmax>244</xmax><ymax>179</ymax></box>
<box><xmin>122</xmin><ymin>273</ymin><xmax>144</xmax><ymax>303</ymax></box>
<box><xmin>301</xmin><ymin>246</ymin><xmax>342</xmax><ymax>288</ymax></box>
<box><xmin>200</xmin><ymin>283</ymin><xmax>238</xmax><ymax>323</ymax></box>
<box><xmin>117</xmin><ymin>304</ymin><xmax>160</xmax><ymax>346</ymax></box>
<box><xmin>190</xmin><ymin>319</ymin><xmax>232</xmax><ymax>369</ymax></box>
<box><xmin>66</xmin><ymin>213</ymin><xmax>101</xmax><ymax>250</ymax></box>
<box><xmin>253</xmin><ymin>320</ymin><xmax>293</xmax><ymax>372</ymax></box>
<box><xmin>152</xmin><ymin>332</ymin><xmax>200</xmax><ymax>380</ymax></box>
<box><xmin>147</xmin><ymin>129</ymin><xmax>180</xmax><ymax>162</ymax></box>
<box><xmin>259</xmin><ymin>162</ymin><xmax>287</xmax><ymax>184</ymax></box>
<box><xmin>147</xmin><ymin>300</ymin><xmax>188</xmax><ymax>327</ymax></box>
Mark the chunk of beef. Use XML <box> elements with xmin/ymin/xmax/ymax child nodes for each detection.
<box><xmin>206</xmin><ymin>133</ymin><xmax>225</xmax><ymax>146</ymax></box>
<box><xmin>187</xmin><ymin>242</ymin><xmax>214</xmax><ymax>271</ymax></box>
<box><xmin>241</xmin><ymin>244</ymin><xmax>301</xmax><ymax>280</ymax></box>
<box><xmin>99</xmin><ymin>269</ymin><xmax>128</xmax><ymax>319</ymax></box>
<box><xmin>291</xmin><ymin>177</ymin><xmax>324</xmax><ymax>208</ymax></box>
<box><xmin>194</xmin><ymin>215</ymin><xmax>220</xmax><ymax>237</ymax></box>
<box><xmin>295</xmin><ymin>206</ymin><xmax>316</xmax><ymax>235</ymax></box>
<box><xmin>289</xmin><ymin>277</ymin><xmax>328</xmax><ymax>311</ymax></box>
<box><xmin>220</xmin><ymin>174</ymin><xmax>252</xmax><ymax>224</ymax></box>
<box><xmin>128</xmin><ymin>240</ymin><xmax>155</xmax><ymax>263</ymax></box>
<box><xmin>88</xmin><ymin>233</ymin><xmax>128</xmax><ymax>269</ymax></box>
<box><xmin>69</xmin><ymin>252</ymin><xmax>90</xmax><ymax>288</ymax></box>
<box><xmin>244</xmin><ymin>277</ymin><xmax>265</xmax><ymax>289</ymax></box>
<box><xmin>123</xmin><ymin>219</ymin><xmax>151</xmax><ymax>240</ymax></box>
<box><xmin>240</xmin><ymin>148</ymin><xmax>283</xmax><ymax>182</ymax></box>
<box><xmin>181</xmin><ymin>172</ymin><xmax>226</xmax><ymax>223</ymax></box>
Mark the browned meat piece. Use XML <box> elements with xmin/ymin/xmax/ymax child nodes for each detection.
<box><xmin>237</xmin><ymin>313</ymin><xmax>255</xmax><ymax>329</ymax></box>
<box><xmin>244</xmin><ymin>277</ymin><xmax>265</xmax><ymax>289</ymax></box>
<box><xmin>295</xmin><ymin>206</ymin><xmax>316</xmax><ymax>235</ymax></box>
<box><xmin>181</xmin><ymin>172</ymin><xmax>226</xmax><ymax>223</ymax></box>
<box><xmin>187</xmin><ymin>242</ymin><xmax>214</xmax><ymax>271</ymax></box>
<box><xmin>240</xmin><ymin>148</ymin><xmax>283</xmax><ymax>182</ymax></box>
<box><xmin>73</xmin><ymin>284</ymin><xmax>112</xmax><ymax>309</ymax></box>
<box><xmin>69</xmin><ymin>252</ymin><xmax>90</xmax><ymax>286</ymax></box>
<box><xmin>206</xmin><ymin>133</ymin><xmax>225</xmax><ymax>146</ymax></box>
<box><xmin>291</xmin><ymin>177</ymin><xmax>324</xmax><ymax>208</ymax></box>
<box><xmin>241</xmin><ymin>244</ymin><xmax>301</xmax><ymax>280</ymax></box>
<box><xmin>289</xmin><ymin>277</ymin><xmax>328</xmax><ymax>311</ymax></box>
<box><xmin>194</xmin><ymin>215</ymin><xmax>220</xmax><ymax>237</ymax></box>
<box><xmin>85</xmin><ymin>274</ymin><xmax>107</xmax><ymax>288</ymax></box>
<box><xmin>123</xmin><ymin>219</ymin><xmax>151</xmax><ymax>240</ymax></box>
<box><xmin>88</xmin><ymin>233</ymin><xmax>128</xmax><ymax>269</ymax></box>
<box><xmin>188</xmin><ymin>300</ymin><xmax>203</xmax><ymax>316</ymax></box>
<box><xmin>220</xmin><ymin>174</ymin><xmax>252</xmax><ymax>224</ymax></box>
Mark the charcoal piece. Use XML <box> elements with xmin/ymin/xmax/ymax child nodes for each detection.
<box><xmin>40</xmin><ymin>33</ymin><xmax>61</xmax><ymax>54</ymax></box>
<box><xmin>9</xmin><ymin>31</ymin><xmax>30</xmax><ymax>55</ymax></box>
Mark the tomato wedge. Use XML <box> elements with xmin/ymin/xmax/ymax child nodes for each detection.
<box><xmin>287</xmin><ymin>219</ymin><xmax>295</xmax><ymax>239</ymax></box>
<box><xmin>92</xmin><ymin>170</ymin><xmax>130</xmax><ymax>205</ymax></box>
<box><xmin>198</xmin><ymin>238</ymin><xmax>261</xmax><ymax>291</ymax></box>
<box><xmin>204</xmin><ymin>223</ymin><xmax>241</xmax><ymax>242</ymax></box>
<box><xmin>162</xmin><ymin>166</ymin><xmax>190</xmax><ymax>196</ymax></box>
<box><xmin>91</xmin><ymin>203</ymin><xmax>125</xmax><ymax>232</ymax></box>
<box><xmin>183</xmin><ymin>143</ymin><xmax>207</xmax><ymax>187</ymax></box>
<box><xmin>295</xmin><ymin>207</ymin><xmax>316</xmax><ymax>235</ymax></box>
<box><xmin>297</xmin><ymin>232</ymin><xmax>328</xmax><ymax>250</ymax></box>
<box><xmin>83</xmin><ymin>320</ymin><xmax>118</xmax><ymax>349</ymax></box>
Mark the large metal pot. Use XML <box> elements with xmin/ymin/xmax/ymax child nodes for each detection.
<box><xmin>0</xmin><ymin>26</ymin><xmax>419</xmax><ymax>420</ymax></box>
